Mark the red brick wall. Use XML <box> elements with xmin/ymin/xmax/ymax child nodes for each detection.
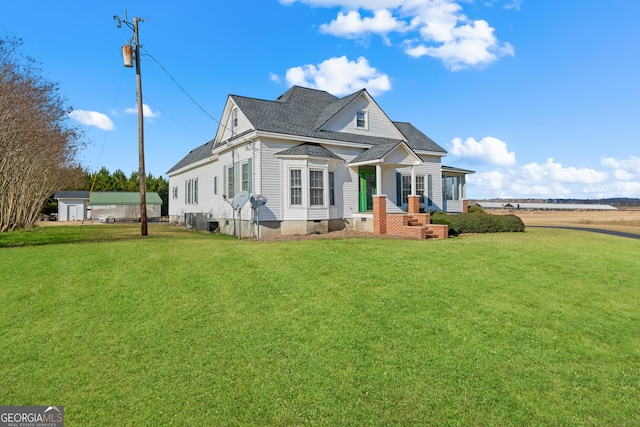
<box><xmin>425</xmin><ymin>225</ymin><xmax>448</xmax><ymax>239</ymax></box>
<box><xmin>373</xmin><ymin>196</ymin><xmax>386</xmax><ymax>235</ymax></box>
<box><xmin>408</xmin><ymin>195</ymin><xmax>421</xmax><ymax>214</ymax></box>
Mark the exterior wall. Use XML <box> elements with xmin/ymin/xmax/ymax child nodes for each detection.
<box><xmin>393</xmin><ymin>157</ymin><xmax>444</xmax><ymax>212</ymax></box>
<box><xmin>90</xmin><ymin>204</ymin><xmax>161</xmax><ymax>219</ymax></box>
<box><xmin>57</xmin><ymin>199</ymin><xmax>87</xmax><ymax>221</ymax></box>
<box><xmin>323</xmin><ymin>96</ymin><xmax>403</xmax><ymax>140</ymax></box>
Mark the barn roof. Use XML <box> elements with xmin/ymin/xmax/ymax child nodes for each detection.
<box><xmin>89</xmin><ymin>192</ymin><xmax>163</xmax><ymax>205</ymax></box>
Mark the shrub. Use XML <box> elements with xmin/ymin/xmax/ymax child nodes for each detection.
<box><xmin>429</xmin><ymin>212</ymin><xmax>525</xmax><ymax>235</ymax></box>
<box><xmin>467</xmin><ymin>204</ymin><xmax>486</xmax><ymax>214</ymax></box>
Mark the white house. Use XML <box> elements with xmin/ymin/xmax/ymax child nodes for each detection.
<box><xmin>167</xmin><ymin>86</ymin><xmax>473</xmax><ymax>239</ymax></box>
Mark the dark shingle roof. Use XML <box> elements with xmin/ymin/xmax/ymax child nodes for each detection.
<box><xmin>167</xmin><ymin>140</ymin><xmax>214</xmax><ymax>174</ymax></box>
<box><xmin>172</xmin><ymin>86</ymin><xmax>446</xmax><ymax>172</ymax></box>
<box><xmin>350</xmin><ymin>142</ymin><xmax>401</xmax><ymax>164</ymax></box>
<box><xmin>275</xmin><ymin>143</ymin><xmax>344</xmax><ymax>161</ymax></box>
<box><xmin>226</xmin><ymin>86</ymin><xmax>447</xmax><ymax>154</ymax></box>
<box><xmin>54</xmin><ymin>191</ymin><xmax>90</xmax><ymax>199</ymax></box>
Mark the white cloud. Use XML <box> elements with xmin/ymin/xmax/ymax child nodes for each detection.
<box><xmin>269</xmin><ymin>73</ymin><xmax>281</xmax><ymax>83</ymax></box>
<box><xmin>449</xmin><ymin>136</ymin><xmax>516</xmax><ymax>165</ymax></box>
<box><xmin>406</xmin><ymin>19</ymin><xmax>514</xmax><ymax>71</ymax></box>
<box><xmin>68</xmin><ymin>110</ymin><xmax>114</xmax><ymax>131</ymax></box>
<box><xmin>504</xmin><ymin>0</ymin><xmax>523</xmax><ymax>11</ymax></box>
<box><xmin>124</xmin><ymin>104</ymin><xmax>160</xmax><ymax>119</ymax></box>
<box><xmin>467</xmin><ymin>158</ymin><xmax>613</xmax><ymax>198</ymax></box>
<box><xmin>320</xmin><ymin>9</ymin><xmax>408</xmax><ymax>42</ymax></box>
<box><xmin>285</xmin><ymin>55</ymin><xmax>391</xmax><ymax>96</ymax></box>
<box><xmin>520</xmin><ymin>158</ymin><xmax>607</xmax><ymax>184</ymax></box>
<box><xmin>601</xmin><ymin>155</ymin><xmax>640</xmax><ymax>181</ymax></box>
<box><xmin>281</xmin><ymin>0</ymin><xmax>514</xmax><ymax>70</ymax></box>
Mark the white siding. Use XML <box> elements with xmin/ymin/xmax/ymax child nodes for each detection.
<box><xmin>323</xmin><ymin>96</ymin><xmax>403</xmax><ymax>140</ymax></box>
<box><xmin>219</xmin><ymin>103</ymin><xmax>253</xmax><ymax>142</ymax></box>
<box><xmin>57</xmin><ymin>200</ymin><xmax>87</xmax><ymax>221</ymax></box>
<box><xmin>385</xmin><ymin>146</ymin><xmax>417</xmax><ymax>165</ymax></box>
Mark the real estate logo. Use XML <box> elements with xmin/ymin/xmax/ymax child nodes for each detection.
<box><xmin>0</xmin><ymin>406</ymin><xmax>64</xmax><ymax>427</ymax></box>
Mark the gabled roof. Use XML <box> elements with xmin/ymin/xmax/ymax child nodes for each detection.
<box><xmin>275</xmin><ymin>143</ymin><xmax>344</xmax><ymax>161</ymax></box>
<box><xmin>350</xmin><ymin>142</ymin><xmax>402</xmax><ymax>164</ymax></box>
<box><xmin>217</xmin><ymin>86</ymin><xmax>447</xmax><ymax>153</ymax></box>
<box><xmin>349</xmin><ymin>141</ymin><xmax>422</xmax><ymax>166</ymax></box>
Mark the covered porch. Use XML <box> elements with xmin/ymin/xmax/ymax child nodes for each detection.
<box><xmin>348</xmin><ymin>141</ymin><xmax>449</xmax><ymax>239</ymax></box>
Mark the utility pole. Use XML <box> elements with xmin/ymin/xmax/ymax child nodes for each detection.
<box><xmin>115</xmin><ymin>11</ymin><xmax>148</xmax><ymax>236</ymax></box>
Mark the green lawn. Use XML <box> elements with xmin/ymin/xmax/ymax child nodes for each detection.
<box><xmin>1</xmin><ymin>225</ymin><xmax>638</xmax><ymax>426</ymax></box>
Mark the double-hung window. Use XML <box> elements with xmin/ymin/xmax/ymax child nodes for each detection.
<box><xmin>184</xmin><ymin>178</ymin><xmax>198</xmax><ymax>205</ymax></box>
<box><xmin>232</xmin><ymin>109</ymin><xmax>238</xmax><ymax>128</ymax></box>
<box><xmin>310</xmin><ymin>170</ymin><xmax>324</xmax><ymax>206</ymax></box>
<box><xmin>241</xmin><ymin>163</ymin><xmax>249</xmax><ymax>192</ymax></box>
<box><xmin>416</xmin><ymin>176</ymin><xmax>425</xmax><ymax>203</ymax></box>
<box><xmin>401</xmin><ymin>175</ymin><xmax>411</xmax><ymax>204</ymax></box>
<box><xmin>290</xmin><ymin>169</ymin><xmax>302</xmax><ymax>205</ymax></box>
<box><xmin>227</xmin><ymin>165</ymin><xmax>235</xmax><ymax>198</ymax></box>
<box><xmin>356</xmin><ymin>110</ymin><xmax>367</xmax><ymax>129</ymax></box>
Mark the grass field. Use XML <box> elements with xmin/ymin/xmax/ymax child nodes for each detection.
<box><xmin>1</xmin><ymin>224</ymin><xmax>639</xmax><ymax>426</ymax></box>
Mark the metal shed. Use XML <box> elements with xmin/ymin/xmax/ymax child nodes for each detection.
<box><xmin>89</xmin><ymin>192</ymin><xmax>163</xmax><ymax>221</ymax></box>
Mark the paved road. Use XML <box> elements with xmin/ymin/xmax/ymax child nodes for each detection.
<box><xmin>528</xmin><ymin>225</ymin><xmax>640</xmax><ymax>240</ymax></box>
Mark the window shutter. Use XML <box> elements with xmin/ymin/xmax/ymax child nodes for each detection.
<box><xmin>194</xmin><ymin>178</ymin><xmax>198</xmax><ymax>204</ymax></box>
<box><xmin>234</xmin><ymin>161</ymin><xmax>240</xmax><ymax>195</ymax></box>
<box><xmin>396</xmin><ymin>172</ymin><xmax>402</xmax><ymax>205</ymax></box>
<box><xmin>427</xmin><ymin>174</ymin><xmax>433</xmax><ymax>206</ymax></box>
<box><xmin>223</xmin><ymin>166</ymin><xmax>227</xmax><ymax>197</ymax></box>
<box><xmin>247</xmin><ymin>158</ymin><xmax>253</xmax><ymax>193</ymax></box>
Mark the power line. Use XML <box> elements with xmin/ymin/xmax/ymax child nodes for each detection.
<box><xmin>142</xmin><ymin>95</ymin><xmax>208</xmax><ymax>141</ymax></box>
<box><xmin>142</xmin><ymin>49</ymin><xmax>219</xmax><ymax>125</ymax></box>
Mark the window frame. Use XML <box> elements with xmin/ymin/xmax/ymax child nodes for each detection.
<box><xmin>232</xmin><ymin>109</ymin><xmax>238</xmax><ymax>128</ymax></box>
<box><xmin>356</xmin><ymin>110</ymin><xmax>367</xmax><ymax>129</ymax></box>
<box><xmin>401</xmin><ymin>175</ymin><xmax>411</xmax><ymax>205</ymax></box>
<box><xmin>290</xmin><ymin>168</ymin><xmax>302</xmax><ymax>206</ymax></box>
<box><xmin>309</xmin><ymin>169</ymin><xmax>324</xmax><ymax>206</ymax></box>
<box><xmin>329</xmin><ymin>171</ymin><xmax>335</xmax><ymax>206</ymax></box>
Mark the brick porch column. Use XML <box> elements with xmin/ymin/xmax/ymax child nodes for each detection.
<box><xmin>373</xmin><ymin>195</ymin><xmax>387</xmax><ymax>235</ymax></box>
<box><xmin>408</xmin><ymin>195</ymin><xmax>421</xmax><ymax>214</ymax></box>
<box><xmin>463</xmin><ymin>199</ymin><xmax>469</xmax><ymax>213</ymax></box>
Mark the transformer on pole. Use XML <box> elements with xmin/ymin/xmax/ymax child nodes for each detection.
<box><xmin>114</xmin><ymin>11</ymin><xmax>148</xmax><ymax>236</ymax></box>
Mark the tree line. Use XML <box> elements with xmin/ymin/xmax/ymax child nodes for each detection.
<box><xmin>1</xmin><ymin>36</ymin><xmax>84</xmax><ymax>232</ymax></box>
<box><xmin>75</xmin><ymin>167</ymin><xmax>169</xmax><ymax>216</ymax></box>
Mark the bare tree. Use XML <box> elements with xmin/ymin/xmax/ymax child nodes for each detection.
<box><xmin>0</xmin><ymin>35</ymin><xmax>84</xmax><ymax>232</ymax></box>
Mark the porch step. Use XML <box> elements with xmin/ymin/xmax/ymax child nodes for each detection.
<box><xmin>402</xmin><ymin>224</ymin><xmax>434</xmax><ymax>239</ymax></box>
<box><xmin>407</xmin><ymin>218</ymin><xmax>424</xmax><ymax>227</ymax></box>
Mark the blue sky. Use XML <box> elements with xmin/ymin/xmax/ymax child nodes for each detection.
<box><xmin>2</xmin><ymin>0</ymin><xmax>639</xmax><ymax>199</ymax></box>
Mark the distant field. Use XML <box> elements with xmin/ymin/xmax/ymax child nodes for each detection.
<box><xmin>1</xmin><ymin>225</ymin><xmax>638</xmax><ymax>426</ymax></box>
<box><xmin>496</xmin><ymin>209</ymin><xmax>640</xmax><ymax>235</ymax></box>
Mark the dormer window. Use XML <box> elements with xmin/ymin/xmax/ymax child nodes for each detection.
<box><xmin>232</xmin><ymin>109</ymin><xmax>238</xmax><ymax>128</ymax></box>
<box><xmin>356</xmin><ymin>110</ymin><xmax>367</xmax><ymax>129</ymax></box>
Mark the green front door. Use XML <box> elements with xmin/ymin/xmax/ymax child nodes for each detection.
<box><xmin>359</xmin><ymin>169</ymin><xmax>376</xmax><ymax>212</ymax></box>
